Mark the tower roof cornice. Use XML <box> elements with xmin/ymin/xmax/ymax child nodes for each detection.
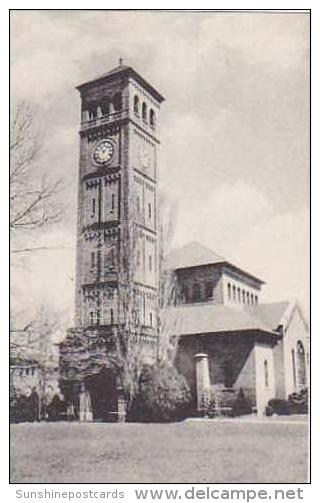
<box><xmin>76</xmin><ymin>63</ymin><xmax>165</xmax><ymax>103</ymax></box>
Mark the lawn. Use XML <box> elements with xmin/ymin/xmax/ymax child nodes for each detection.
<box><xmin>10</xmin><ymin>418</ymin><xmax>309</xmax><ymax>483</ymax></box>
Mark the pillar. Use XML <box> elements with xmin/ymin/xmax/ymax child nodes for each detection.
<box><xmin>116</xmin><ymin>387</ymin><xmax>127</xmax><ymax>423</ymax></box>
<box><xmin>194</xmin><ymin>353</ymin><xmax>210</xmax><ymax>413</ymax></box>
<box><xmin>79</xmin><ymin>383</ymin><xmax>93</xmax><ymax>422</ymax></box>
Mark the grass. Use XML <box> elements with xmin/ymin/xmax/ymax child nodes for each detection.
<box><xmin>10</xmin><ymin>418</ymin><xmax>309</xmax><ymax>483</ymax></box>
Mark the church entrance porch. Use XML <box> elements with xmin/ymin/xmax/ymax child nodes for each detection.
<box><xmin>176</xmin><ymin>331</ymin><xmax>278</xmax><ymax>417</ymax></box>
<box><xmin>86</xmin><ymin>369</ymin><xmax>118</xmax><ymax>421</ymax></box>
<box><xmin>63</xmin><ymin>369</ymin><xmax>126</xmax><ymax>422</ymax></box>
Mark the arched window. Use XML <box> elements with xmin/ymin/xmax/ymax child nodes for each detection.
<box><xmin>264</xmin><ymin>360</ymin><xmax>269</xmax><ymax>387</ymax></box>
<box><xmin>292</xmin><ymin>349</ymin><xmax>297</xmax><ymax>388</ymax></box>
<box><xmin>227</xmin><ymin>283</ymin><xmax>231</xmax><ymax>300</ymax></box>
<box><xmin>242</xmin><ymin>290</ymin><xmax>246</xmax><ymax>303</ymax></box>
<box><xmin>297</xmin><ymin>341</ymin><xmax>306</xmax><ymax>387</ymax></box>
<box><xmin>113</xmin><ymin>93</ymin><xmax>122</xmax><ymax>112</ymax></box>
<box><xmin>205</xmin><ymin>282</ymin><xmax>213</xmax><ymax>299</ymax></box>
<box><xmin>110</xmin><ymin>248</ymin><xmax>115</xmax><ymax>265</ymax></box>
<box><xmin>101</xmin><ymin>98</ymin><xmax>110</xmax><ymax>116</ymax></box>
<box><xmin>232</xmin><ymin>285</ymin><xmax>236</xmax><ymax>301</ymax></box>
<box><xmin>149</xmin><ymin>108</ymin><xmax>155</xmax><ymax>127</ymax></box>
<box><xmin>88</xmin><ymin>103</ymin><xmax>97</xmax><ymax>120</ymax></box>
<box><xmin>193</xmin><ymin>282</ymin><xmax>201</xmax><ymax>302</ymax></box>
<box><xmin>255</xmin><ymin>295</ymin><xmax>258</xmax><ymax>305</ymax></box>
<box><xmin>251</xmin><ymin>293</ymin><xmax>254</xmax><ymax>305</ymax></box>
<box><xmin>142</xmin><ymin>102</ymin><xmax>147</xmax><ymax>121</ymax></box>
<box><xmin>183</xmin><ymin>285</ymin><xmax>190</xmax><ymax>302</ymax></box>
<box><xmin>91</xmin><ymin>251</ymin><xmax>95</xmax><ymax>269</ymax></box>
<box><xmin>237</xmin><ymin>287</ymin><xmax>241</xmax><ymax>303</ymax></box>
<box><xmin>246</xmin><ymin>291</ymin><xmax>250</xmax><ymax>304</ymax></box>
<box><xmin>134</xmin><ymin>95</ymin><xmax>139</xmax><ymax>115</ymax></box>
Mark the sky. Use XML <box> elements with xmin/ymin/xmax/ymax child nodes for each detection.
<box><xmin>10</xmin><ymin>10</ymin><xmax>310</xmax><ymax>326</ymax></box>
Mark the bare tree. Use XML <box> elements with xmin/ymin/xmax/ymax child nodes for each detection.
<box><xmin>10</xmin><ymin>101</ymin><xmax>65</xmax><ymax>354</ymax></box>
<box><xmin>157</xmin><ymin>194</ymin><xmax>182</xmax><ymax>364</ymax></box>
<box><xmin>10</xmin><ymin>101</ymin><xmax>62</xmax><ymax>254</ymax></box>
<box><xmin>11</xmin><ymin>305</ymin><xmax>65</xmax><ymax>419</ymax></box>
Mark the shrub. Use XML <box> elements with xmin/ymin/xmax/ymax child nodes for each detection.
<box><xmin>201</xmin><ymin>387</ymin><xmax>252</xmax><ymax>417</ymax></box>
<box><xmin>47</xmin><ymin>394</ymin><xmax>67</xmax><ymax>421</ymax></box>
<box><xmin>267</xmin><ymin>398</ymin><xmax>290</xmax><ymax>416</ymax></box>
<box><xmin>267</xmin><ymin>388</ymin><xmax>309</xmax><ymax>416</ymax></box>
<box><xmin>128</xmin><ymin>361</ymin><xmax>192</xmax><ymax>422</ymax></box>
<box><xmin>10</xmin><ymin>387</ymin><xmax>39</xmax><ymax>423</ymax></box>
<box><xmin>232</xmin><ymin>388</ymin><xmax>252</xmax><ymax>416</ymax></box>
<box><xmin>288</xmin><ymin>388</ymin><xmax>308</xmax><ymax>414</ymax></box>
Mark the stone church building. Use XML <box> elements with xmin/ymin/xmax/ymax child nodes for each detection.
<box><xmin>60</xmin><ymin>61</ymin><xmax>309</xmax><ymax>420</ymax></box>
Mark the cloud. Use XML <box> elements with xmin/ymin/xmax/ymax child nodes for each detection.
<box><xmin>171</xmin><ymin>181</ymin><xmax>272</xmax><ymax>251</ymax></box>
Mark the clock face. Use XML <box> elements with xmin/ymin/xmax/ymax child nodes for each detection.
<box><xmin>93</xmin><ymin>139</ymin><xmax>114</xmax><ymax>165</ymax></box>
<box><xmin>139</xmin><ymin>144</ymin><xmax>150</xmax><ymax>170</ymax></box>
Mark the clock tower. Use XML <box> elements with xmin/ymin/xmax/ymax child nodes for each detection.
<box><xmin>74</xmin><ymin>60</ymin><xmax>164</xmax><ymax>352</ymax></box>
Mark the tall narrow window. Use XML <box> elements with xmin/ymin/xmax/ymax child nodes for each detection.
<box><xmin>193</xmin><ymin>283</ymin><xmax>201</xmax><ymax>302</ymax></box>
<box><xmin>96</xmin><ymin>310</ymin><xmax>100</xmax><ymax>326</ymax></box>
<box><xmin>149</xmin><ymin>312</ymin><xmax>153</xmax><ymax>327</ymax></box>
<box><xmin>149</xmin><ymin>255</ymin><xmax>152</xmax><ymax>272</ymax></box>
<box><xmin>297</xmin><ymin>341</ymin><xmax>306</xmax><ymax>387</ymax></box>
<box><xmin>136</xmin><ymin>196</ymin><xmax>140</xmax><ymax>215</ymax></box>
<box><xmin>255</xmin><ymin>295</ymin><xmax>258</xmax><ymax>305</ymax></box>
<box><xmin>246</xmin><ymin>291</ymin><xmax>250</xmax><ymax>304</ymax></box>
<box><xmin>113</xmin><ymin>93</ymin><xmax>122</xmax><ymax>112</ymax></box>
<box><xmin>183</xmin><ymin>285</ymin><xmax>190</xmax><ymax>302</ymax></box>
<box><xmin>149</xmin><ymin>109</ymin><xmax>155</xmax><ymax>127</ymax></box>
<box><xmin>92</xmin><ymin>198</ymin><xmax>96</xmax><ymax>215</ymax></box>
<box><xmin>111</xmin><ymin>193</ymin><xmax>115</xmax><ymax>211</ymax></box>
<box><xmin>232</xmin><ymin>285</ymin><xmax>236</xmax><ymax>301</ymax></box>
<box><xmin>134</xmin><ymin>95</ymin><xmax>139</xmax><ymax>115</ymax></box>
<box><xmin>137</xmin><ymin>249</ymin><xmax>141</xmax><ymax>267</ymax></box>
<box><xmin>242</xmin><ymin>290</ymin><xmax>246</xmax><ymax>303</ymax></box>
<box><xmin>205</xmin><ymin>282</ymin><xmax>213</xmax><ymax>299</ymax></box>
<box><xmin>237</xmin><ymin>287</ymin><xmax>241</xmax><ymax>303</ymax></box>
<box><xmin>88</xmin><ymin>104</ymin><xmax>97</xmax><ymax>120</ymax></box>
<box><xmin>251</xmin><ymin>293</ymin><xmax>254</xmax><ymax>305</ymax></box>
<box><xmin>142</xmin><ymin>102</ymin><xmax>147</xmax><ymax>121</ymax></box>
<box><xmin>227</xmin><ymin>283</ymin><xmax>231</xmax><ymax>300</ymax></box>
<box><xmin>292</xmin><ymin>349</ymin><xmax>297</xmax><ymax>388</ymax></box>
<box><xmin>148</xmin><ymin>203</ymin><xmax>152</xmax><ymax>219</ymax></box>
<box><xmin>101</xmin><ymin>98</ymin><xmax>110</xmax><ymax>116</ymax></box>
<box><xmin>91</xmin><ymin>251</ymin><xmax>95</xmax><ymax>269</ymax></box>
<box><xmin>264</xmin><ymin>360</ymin><xmax>269</xmax><ymax>387</ymax></box>
<box><xmin>110</xmin><ymin>248</ymin><xmax>115</xmax><ymax>265</ymax></box>
<box><xmin>90</xmin><ymin>312</ymin><xmax>94</xmax><ymax>326</ymax></box>
<box><xmin>110</xmin><ymin>308</ymin><xmax>114</xmax><ymax>325</ymax></box>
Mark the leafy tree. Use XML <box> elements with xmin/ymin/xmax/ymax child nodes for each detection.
<box><xmin>128</xmin><ymin>361</ymin><xmax>191</xmax><ymax>422</ymax></box>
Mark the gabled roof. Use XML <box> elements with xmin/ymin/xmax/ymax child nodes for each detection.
<box><xmin>165</xmin><ymin>303</ymin><xmax>278</xmax><ymax>337</ymax></box>
<box><xmin>76</xmin><ymin>62</ymin><xmax>165</xmax><ymax>103</ymax></box>
<box><xmin>166</xmin><ymin>241</ymin><xmax>264</xmax><ymax>285</ymax></box>
<box><xmin>247</xmin><ymin>301</ymin><xmax>290</xmax><ymax>331</ymax></box>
